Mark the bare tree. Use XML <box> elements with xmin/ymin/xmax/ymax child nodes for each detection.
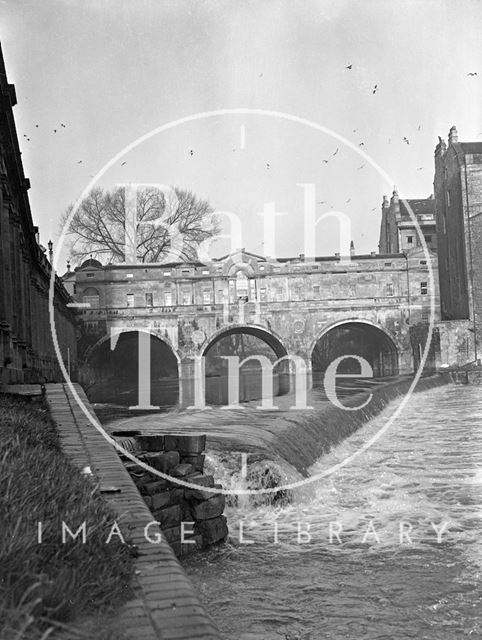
<box><xmin>62</xmin><ymin>185</ymin><xmax>219</xmax><ymax>264</ymax></box>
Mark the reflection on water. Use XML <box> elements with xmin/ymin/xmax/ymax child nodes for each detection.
<box><xmin>183</xmin><ymin>385</ymin><xmax>482</xmax><ymax>639</ymax></box>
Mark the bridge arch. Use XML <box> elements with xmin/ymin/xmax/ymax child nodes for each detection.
<box><xmin>81</xmin><ymin>329</ymin><xmax>180</xmax><ymax>408</ymax></box>
<box><xmin>201</xmin><ymin>324</ymin><xmax>288</xmax><ymax>359</ymax></box>
<box><xmin>310</xmin><ymin>319</ymin><xmax>400</xmax><ymax>381</ymax></box>
<box><xmin>200</xmin><ymin>324</ymin><xmax>290</xmax><ymax>405</ymax></box>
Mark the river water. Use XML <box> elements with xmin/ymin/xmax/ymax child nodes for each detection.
<box><xmin>183</xmin><ymin>384</ymin><xmax>482</xmax><ymax>639</ymax></box>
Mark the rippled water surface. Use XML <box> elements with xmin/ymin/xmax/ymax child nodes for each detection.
<box><xmin>183</xmin><ymin>384</ymin><xmax>482</xmax><ymax>639</ymax></box>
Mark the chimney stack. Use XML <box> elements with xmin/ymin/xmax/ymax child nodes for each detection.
<box><xmin>448</xmin><ymin>125</ymin><xmax>458</xmax><ymax>145</ymax></box>
<box><xmin>350</xmin><ymin>240</ymin><xmax>355</xmax><ymax>257</ymax></box>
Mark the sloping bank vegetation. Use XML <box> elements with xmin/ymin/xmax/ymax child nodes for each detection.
<box><xmin>0</xmin><ymin>394</ymin><xmax>135</xmax><ymax>639</ymax></box>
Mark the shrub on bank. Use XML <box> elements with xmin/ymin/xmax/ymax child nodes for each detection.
<box><xmin>0</xmin><ymin>394</ymin><xmax>135</xmax><ymax>639</ymax></box>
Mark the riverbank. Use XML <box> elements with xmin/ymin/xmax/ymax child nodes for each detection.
<box><xmin>0</xmin><ymin>393</ymin><xmax>134</xmax><ymax>640</ymax></box>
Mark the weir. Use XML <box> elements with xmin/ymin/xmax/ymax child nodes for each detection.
<box><xmin>105</xmin><ymin>373</ymin><xmax>452</xmax><ymax>479</ymax></box>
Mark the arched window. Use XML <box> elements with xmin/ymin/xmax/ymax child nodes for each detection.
<box><xmin>236</xmin><ymin>271</ymin><xmax>249</xmax><ymax>301</ymax></box>
<box><xmin>82</xmin><ymin>287</ymin><xmax>100</xmax><ymax>309</ymax></box>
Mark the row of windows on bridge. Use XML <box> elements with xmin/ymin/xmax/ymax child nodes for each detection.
<box><xmin>82</xmin><ymin>280</ymin><xmax>429</xmax><ymax>309</ymax></box>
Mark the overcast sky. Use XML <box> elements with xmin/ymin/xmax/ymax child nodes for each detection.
<box><xmin>2</xmin><ymin>0</ymin><xmax>481</xmax><ymax>267</ymax></box>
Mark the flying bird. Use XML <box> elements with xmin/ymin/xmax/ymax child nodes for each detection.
<box><xmin>371</xmin><ymin>207</ymin><xmax>377</xmax><ymax>211</ymax></box>
<box><xmin>53</xmin><ymin>129</ymin><xmax>57</xmax><ymax>133</ymax></box>
<box><xmin>467</xmin><ymin>72</ymin><xmax>478</xmax><ymax>76</ymax></box>
<box><xmin>372</xmin><ymin>84</ymin><xmax>378</xmax><ymax>94</ymax></box>
<box><xmin>417</xmin><ymin>167</ymin><xmax>423</xmax><ymax>171</ymax></box>
<box><xmin>266</xmin><ymin>163</ymin><xmax>270</xmax><ymax>169</ymax></box>
<box><xmin>357</xmin><ymin>164</ymin><xmax>366</xmax><ymax>170</ymax></box>
<box><xmin>418</xmin><ymin>124</ymin><xmax>422</xmax><ymax>131</ymax></box>
<box><xmin>317</xmin><ymin>201</ymin><xmax>326</xmax><ymax>204</ymax></box>
<box><xmin>35</xmin><ymin>124</ymin><xmax>39</xmax><ymax>128</ymax></box>
<box><xmin>403</xmin><ymin>137</ymin><xmax>410</xmax><ymax>144</ymax></box>
<box><xmin>61</xmin><ymin>123</ymin><xmax>66</xmax><ymax>128</ymax></box>
<box><xmin>333</xmin><ymin>147</ymin><xmax>339</xmax><ymax>156</ymax></box>
<box><xmin>358</xmin><ymin>142</ymin><xmax>365</xmax><ymax>147</ymax></box>
<box><xmin>322</xmin><ymin>159</ymin><xmax>329</xmax><ymax>164</ymax></box>
<box><xmin>346</xmin><ymin>64</ymin><xmax>352</xmax><ymax>70</ymax></box>
<box><xmin>346</xmin><ymin>198</ymin><xmax>351</xmax><ymax>203</ymax></box>
<box><xmin>259</xmin><ymin>73</ymin><xmax>263</xmax><ymax>77</ymax></box>
<box><xmin>353</xmin><ymin>128</ymin><xmax>358</xmax><ymax>133</ymax></box>
<box><xmin>76</xmin><ymin>160</ymin><xmax>82</xmax><ymax>164</ymax></box>
<box><xmin>121</xmin><ymin>161</ymin><xmax>127</xmax><ymax>166</ymax></box>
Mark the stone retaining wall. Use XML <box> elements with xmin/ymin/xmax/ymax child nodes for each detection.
<box><xmin>113</xmin><ymin>432</ymin><xmax>228</xmax><ymax>556</ymax></box>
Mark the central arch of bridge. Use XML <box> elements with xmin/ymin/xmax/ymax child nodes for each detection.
<box><xmin>201</xmin><ymin>325</ymin><xmax>290</xmax><ymax>405</ymax></box>
<box><xmin>83</xmin><ymin>330</ymin><xmax>179</xmax><ymax>410</ymax></box>
<box><xmin>311</xmin><ymin>320</ymin><xmax>399</xmax><ymax>387</ymax></box>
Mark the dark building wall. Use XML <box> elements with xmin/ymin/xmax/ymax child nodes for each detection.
<box><xmin>0</xmin><ymin>43</ymin><xmax>77</xmax><ymax>384</ymax></box>
<box><xmin>434</xmin><ymin>134</ymin><xmax>470</xmax><ymax>321</ymax></box>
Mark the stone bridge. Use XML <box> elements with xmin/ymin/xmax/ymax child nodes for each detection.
<box><xmin>65</xmin><ymin>248</ymin><xmax>438</xmax><ymax>406</ymax></box>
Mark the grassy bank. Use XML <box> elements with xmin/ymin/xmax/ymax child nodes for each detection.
<box><xmin>0</xmin><ymin>394</ymin><xmax>135</xmax><ymax>639</ymax></box>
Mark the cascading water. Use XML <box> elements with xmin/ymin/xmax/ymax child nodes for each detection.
<box><xmin>183</xmin><ymin>384</ymin><xmax>482</xmax><ymax>640</ymax></box>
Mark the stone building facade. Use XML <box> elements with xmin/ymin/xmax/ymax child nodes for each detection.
<box><xmin>379</xmin><ymin>190</ymin><xmax>437</xmax><ymax>254</ymax></box>
<box><xmin>64</xmin><ymin>246</ymin><xmax>439</xmax><ymax>405</ymax></box>
<box><xmin>0</xmin><ymin>44</ymin><xmax>77</xmax><ymax>384</ymax></box>
<box><xmin>433</xmin><ymin>126</ymin><xmax>482</xmax><ymax>362</ymax></box>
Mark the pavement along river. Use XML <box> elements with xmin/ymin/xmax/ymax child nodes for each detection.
<box><xmin>182</xmin><ymin>384</ymin><xmax>482</xmax><ymax>639</ymax></box>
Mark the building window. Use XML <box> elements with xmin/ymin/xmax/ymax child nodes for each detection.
<box><xmin>420</xmin><ymin>282</ymin><xmax>428</xmax><ymax>295</ymax></box>
<box><xmin>145</xmin><ymin>292</ymin><xmax>153</xmax><ymax>307</ymax></box>
<box><xmin>236</xmin><ymin>271</ymin><xmax>249</xmax><ymax>301</ymax></box>
<box><xmin>182</xmin><ymin>291</ymin><xmax>191</xmax><ymax>305</ymax></box>
<box><xmin>259</xmin><ymin>287</ymin><xmax>267</xmax><ymax>302</ymax></box>
<box><xmin>421</xmin><ymin>307</ymin><xmax>430</xmax><ymax>322</ymax></box>
<box><xmin>86</xmin><ymin>272</ymin><xmax>95</xmax><ymax>278</ymax></box>
<box><xmin>164</xmin><ymin>292</ymin><xmax>172</xmax><ymax>306</ymax></box>
<box><xmin>406</xmin><ymin>236</ymin><xmax>413</xmax><ymax>245</ymax></box>
<box><xmin>126</xmin><ymin>293</ymin><xmax>134</xmax><ymax>307</ymax></box>
<box><xmin>313</xmin><ymin>284</ymin><xmax>321</xmax><ymax>298</ymax></box>
<box><xmin>386</xmin><ymin>283</ymin><xmax>394</xmax><ymax>296</ymax></box>
<box><xmin>203</xmin><ymin>290</ymin><xmax>212</xmax><ymax>305</ymax></box>
<box><xmin>424</xmin><ymin>235</ymin><xmax>432</xmax><ymax>243</ymax></box>
<box><xmin>420</xmin><ymin>260</ymin><xmax>427</xmax><ymax>265</ymax></box>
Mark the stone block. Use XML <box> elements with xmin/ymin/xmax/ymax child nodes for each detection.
<box><xmin>152</xmin><ymin>504</ymin><xmax>181</xmax><ymax>528</ymax></box>
<box><xmin>140</xmin><ymin>450</ymin><xmax>179</xmax><ymax>473</ymax></box>
<box><xmin>192</xmin><ymin>494</ymin><xmax>226</xmax><ymax>520</ymax></box>
<box><xmin>165</xmin><ymin>434</ymin><xmax>206</xmax><ymax>454</ymax></box>
<box><xmin>151</xmin><ymin>490</ymin><xmax>171</xmax><ymax>510</ymax></box>
<box><xmin>168</xmin><ymin>488</ymin><xmax>184</xmax><ymax>505</ymax></box>
<box><xmin>170</xmin><ymin>463</ymin><xmax>194</xmax><ymax>477</ymax></box>
<box><xmin>180</xmin><ymin>454</ymin><xmax>205</xmax><ymax>472</ymax></box>
<box><xmin>142</xmin><ymin>480</ymin><xmax>168</xmax><ymax>496</ymax></box>
<box><xmin>185</xmin><ymin>483</ymin><xmax>222</xmax><ymax>502</ymax></box>
<box><xmin>185</xmin><ymin>473</ymin><xmax>215</xmax><ymax>488</ymax></box>
<box><xmin>195</xmin><ymin>516</ymin><xmax>228</xmax><ymax>545</ymax></box>
<box><xmin>124</xmin><ymin>461</ymin><xmax>145</xmax><ymax>474</ymax></box>
<box><xmin>136</xmin><ymin>435</ymin><xmax>165</xmax><ymax>451</ymax></box>
<box><xmin>132</xmin><ymin>473</ymin><xmax>154</xmax><ymax>489</ymax></box>
<box><xmin>161</xmin><ymin>525</ymin><xmax>181</xmax><ymax>544</ymax></box>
